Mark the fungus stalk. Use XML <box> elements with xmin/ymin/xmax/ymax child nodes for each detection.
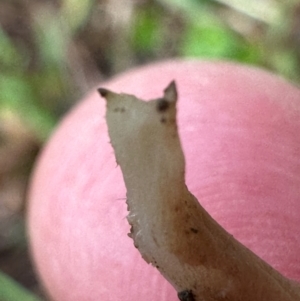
<box><xmin>98</xmin><ymin>82</ymin><xmax>300</xmax><ymax>301</ymax></box>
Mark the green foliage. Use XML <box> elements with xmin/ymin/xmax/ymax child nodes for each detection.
<box><xmin>271</xmin><ymin>50</ymin><xmax>300</xmax><ymax>82</ymax></box>
<box><xmin>0</xmin><ymin>30</ymin><xmax>57</xmax><ymax>141</ymax></box>
<box><xmin>0</xmin><ymin>28</ymin><xmax>23</xmax><ymax>70</ymax></box>
<box><xmin>0</xmin><ymin>2</ymin><xmax>97</xmax><ymax>143</ymax></box>
<box><xmin>0</xmin><ymin>0</ymin><xmax>299</xmax><ymax>148</ymax></box>
<box><xmin>61</xmin><ymin>0</ymin><xmax>95</xmax><ymax>31</ymax></box>
<box><xmin>131</xmin><ymin>8</ymin><xmax>163</xmax><ymax>54</ymax></box>
<box><xmin>181</xmin><ymin>21</ymin><xmax>237</xmax><ymax>58</ymax></box>
<box><xmin>0</xmin><ymin>271</ymin><xmax>43</xmax><ymax>301</ymax></box>
<box><xmin>0</xmin><ymin>73</ymin><xmax>57</xmax><ymax>141</ymax></box>
<box><xmin>181</xmin><ymin>20</ymin><xmax>262</xmax><ymax>63</ymax></box>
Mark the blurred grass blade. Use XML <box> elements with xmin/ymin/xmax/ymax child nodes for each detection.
<box><xmin>0</xmin><ymin>27</ymin><xmax>22</xmax><ymax>69</ymax></box>
<box><xmin>213</xmin><ymin>0</ymin><xmax>280</xmax><ymax>24</ymax></box>
<box><xmin>0</xmin><ymin>271</ymin><xmax>43</xmax><ymax>301</ymax></box>
<box><xmin>61</xmin><ymin>0</ymin><xmax>95</xmax><ymax>32</ymax></box>
<box><xmin>131</xmin><ymin>8</ymin><xmax>162</xmax><ymax>52</ymax></box>
<box><xmin>0</xmin><ymin>75</ymin><xmax>57</xmax><ymax>142</ymax></box>
<box><xmin>158</xmin><ymin>0</ymin><xmax>207</xmax><ymax>20</ymax></box>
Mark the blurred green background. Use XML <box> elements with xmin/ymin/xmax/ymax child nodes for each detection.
<box><xmin>0</xmin><ymin>0</ymin><xmax>299</xmax><ymax>300</ymax></box>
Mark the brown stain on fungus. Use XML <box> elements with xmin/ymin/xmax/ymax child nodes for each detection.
<box><xmin>98</xmin><ymin>88</ymin><xmax>109</xmax><ymax>97</ymax></box>
<box><xmin>113</xmin><ymin>107</ymin><xmax>126</xmax><ymax>113</ymax></box>
<box><xmin>156</xmin><ymin>98</ymin><xmax>170</xmax><ymax>112</ymax></box>
<box><xmin>165</xmin><ymin>193</ymin><xmax>215</xmax><ymax>267</ymax></box>
<box><xmin>178</xmin><ymin>290</ymin><xmax>195</xmax><ymax>301</ymax></box>
<box><xmin>190</xmin><ymin>228</ymin><xmax>198</xmax><ymax>234</ymax></box>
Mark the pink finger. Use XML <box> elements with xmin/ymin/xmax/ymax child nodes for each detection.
<box><xmin>28</xmin><ymin>60</ymin><xmax>300</xmax><ymax>301</ymax></box>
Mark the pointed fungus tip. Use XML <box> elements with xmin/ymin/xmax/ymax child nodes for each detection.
<box><xmin>164</xmin><ymin>80</ymin><xmax>177</xmax><ymax>103</ymax></box>
<box><xmin>164</xmin><ymin>80</ymin><xmax>176</xmax><ymax>91</ymax></box>
<box><xmin>98</xmin><ymin>88</ymin><xmax>110</xmax><ymax>98</ymax></box>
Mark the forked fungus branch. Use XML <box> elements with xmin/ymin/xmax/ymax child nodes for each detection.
<box><xmin>98</xmin><ymin>82</ymin><xmax>300</xmax><ymax>301</ymax></box>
